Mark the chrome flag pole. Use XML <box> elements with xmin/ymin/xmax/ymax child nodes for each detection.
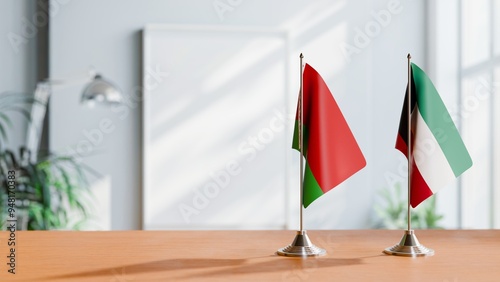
<box><xmin>300</xmin><ymin>52</ymin><xmax>304</xmax><ymax>233</ymax></box>
<box><xmin>277</xmin><ymin>53</ymin><xmax>326</xmax><ymax>257</ymax></box>
<box><xmin>383</xmin><ymin>54</ymin><xmax>434</xmax><ymax>257</ymax></box>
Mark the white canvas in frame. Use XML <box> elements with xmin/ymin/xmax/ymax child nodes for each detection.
<box><xmin>142</xmin><ymin>25</ymin><xmax>290</xmax><ymax>229</ymax></box>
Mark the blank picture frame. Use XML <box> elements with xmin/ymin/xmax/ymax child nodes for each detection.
<box><xmin>142</xmin><ymin>24</ymin><xmax>291</xmax><ymax>230</ymax></box>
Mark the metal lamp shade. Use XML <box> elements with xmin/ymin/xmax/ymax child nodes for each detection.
<box><xmin>81</xmin><ymin>74</ymin><xmax>122</xmax><ymax>105</ymax></box>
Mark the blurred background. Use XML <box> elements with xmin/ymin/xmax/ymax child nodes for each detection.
<box><xmin>0</xmin><ymin>0</ymin><xmax>498</xmax><ymax>230</ymax></box>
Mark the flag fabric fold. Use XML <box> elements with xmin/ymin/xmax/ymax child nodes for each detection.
<box><xmin>396</xmin><ymin>63</ymin><xmax>473</xmax><ymax>208</ymax></box>
<box><xmin>293</xmin><ymin>63</ymin><xmax>366</xmax><ymax>208</ymax></box>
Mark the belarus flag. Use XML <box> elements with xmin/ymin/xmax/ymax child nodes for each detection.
<box><xmin>396</xmin><ymin>63</ymin><xmax>473</xmax><ymax>208</ymax></box>
<box><xmin>293</xmin><ymin>64</ymin><xmax>366</xmax><ymax>208</ymax></box>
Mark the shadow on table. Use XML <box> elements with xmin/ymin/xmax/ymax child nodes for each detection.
<box><xmin>180</xmin><ymin>256</ymin><xmax>368</xmax><ymax>280</ymax></box>
<box><xmin>42</xmin><ymin>258</ymin><xmax>248</xmax><ymax>280</ymax></box>
<box><xmin>42</xmin><ymin>255</ymin><xmax>374</xmax><ymax>280</ymax></box>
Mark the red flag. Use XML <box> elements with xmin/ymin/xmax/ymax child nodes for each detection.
<box><xmin>293</xmin><ymin>64</ymin><xmax>366</xmax><ymax>207</ymax></box>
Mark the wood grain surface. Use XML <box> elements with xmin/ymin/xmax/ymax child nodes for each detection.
<box><xmin>0</xmin><ymin>230</ymin><xmax>499</xmax><ymax>281</ymax></box>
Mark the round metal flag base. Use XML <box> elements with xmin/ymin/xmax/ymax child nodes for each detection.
<box><xmin>383</xmin><ymin>230</ymin><xmax>434</xmax><ymax>257</ymax></box>
<box><xmin>277</xmin><ymin>230</ymin><xmax>326</xmax><ymax>257</ymax></box>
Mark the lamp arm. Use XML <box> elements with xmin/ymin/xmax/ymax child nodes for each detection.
<box><xmin>43</xmin><ymin>68</ymin><xmax>97</xmax><ymax>89</ymax></box>
<box><xmin>25</xmin><ymin>82</ymin><xmax>51</xmax><ymax>162</ymax></box>
<box><xmin>25</xmin><ymin>68</ymin><xmax>121</xmax><ymax>160</ymax></box>
<box><xmin>25</xmin><ymin>68</ymin><xmax>96</xmax><ymax>161</ymax></box>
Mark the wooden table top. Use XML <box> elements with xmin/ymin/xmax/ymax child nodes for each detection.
<box><xmin>0</xmin><ymin>230</ymin><xmax>499</xmax><ymax>281</ymax></box>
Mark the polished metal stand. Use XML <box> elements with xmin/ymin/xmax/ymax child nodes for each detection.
<box><xmin>277</xmin><ymin>230</ymin><xmax>326</xmax><ymax>257</ymax></box>
<box><xmin>384</xmin><ymin>230</ymin><xmax>434</xmax><ymax>257</ymax></box>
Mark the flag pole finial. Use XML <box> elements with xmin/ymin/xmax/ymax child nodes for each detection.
<box><xmin>300</xmin><ymin>53</ymin><xmax>303</xmax><ymax>59</ymax></box>
<box><xmin>407</xmin><ymin>53</ymin><xmax>411</xmax><ymax>59</ymax></box>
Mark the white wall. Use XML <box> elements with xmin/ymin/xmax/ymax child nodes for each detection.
<box><xmin>428</xmin><ymin>0</ymin><xmax>499</xmax><ymax>229</ymax></box>
<box><xmin>427</xmin><ymin>0</ymin><xmax>461</xmax><ymax>229</ymax></box>
<box><xmin>49</xmin><ymin>0</ymin><xmax>425</xmax><ymax>230</ymax></box>
<box><xmin>0</xmin><ymin>0</ymin><xmax>37</xmax><ymax>150</ymax></box>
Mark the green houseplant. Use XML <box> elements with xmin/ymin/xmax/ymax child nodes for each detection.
<box><xmin>374</xmin><ymin>182</ymin><xmax>444</xmax><ymax>229</ymax></box>
<box><xmin>0</xmin><ymin>92</ymin><xmax>93</xmax><ymax>230</ymax></box>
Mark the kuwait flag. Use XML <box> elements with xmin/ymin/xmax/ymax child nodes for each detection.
<box><xmin>293</xmin><ymin>64</ymin><xmax>366</xmax><ymax>208</ymax></box>
<box><xmin>396</xmin><ymin>63</ymin><xmax>472</xmax><ymax>208</ymax></box>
